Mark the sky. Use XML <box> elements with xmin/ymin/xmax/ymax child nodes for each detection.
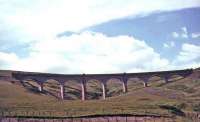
<box><xmin>0</xmin><ymin>0</ymin><xmax>200</xmax><ymax>74</ymax></box>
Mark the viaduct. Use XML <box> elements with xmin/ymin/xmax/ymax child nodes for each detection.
<box><xmin>11</xmin><ymin>69</ymin><xmax>193</xmax><ymax>100</ymax></box>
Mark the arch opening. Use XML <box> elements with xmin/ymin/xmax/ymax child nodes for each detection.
<box><xmin>167</xmin><ymin>74</ymin><xmax>184</xmax><ymax>82</ymax></box>
<box><xmin>148</xmin><ymin>75</ymin><xmax>164</xmax><ymax>87</ymax></box>
<box><xmin>64</xmin><ymin>80</ymin><xmax>81</xmax><ymax>100</ymax></box>
<box><xmin>21</xmin><ymin>78</ymin><xmax>41</xmax><ymax>94</ymax></box>
<box><xmin>106</xmin><ymin>78</ymin><xmax>124</xmax><ymax>97</ymax></box>
<box><xmin>127</xmin><ymin>77</ymin><xmax>144</xmax><ymax>91</ymax></box>
<box><xmin>86</xmin><ymin>79</ymin><xmax>102</xmax><ymax>100</ymax></box>
<box><xmin>43</xmin><ymin>79</ymin><xmax>61</xmax><ymax>99</ymax></box>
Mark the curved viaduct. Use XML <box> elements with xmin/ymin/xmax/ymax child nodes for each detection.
<box><xmin>12</xmin><ymin>69</ymin><xmax>193</xmax><ymax>100</ymax></box>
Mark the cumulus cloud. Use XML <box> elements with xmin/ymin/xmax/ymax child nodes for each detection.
<box><xmin>172</xmin><ymin>27</ymin><xmax>189</xmax><ymax>39</ymax></box>
<box><xmin>0</xmin><ymin>32</ymin><xmax>170</xmax><ymax>73</ymax></box>
<box><xmin>191</xmin><ymin>32</ymin><xmax>200</xmax><ymax>38</ymax></box>
<box><xmin>181</xmin><ymin>27</ymin><xmax>188</xmax><ymax>38</ymax></box>
<box><xmin>172</xmin><ymin>32</ymin><xmax>179</xmax><ymax>38</ymax></box>
<box><xmin>163</xmin><ymin>41</ymin><xmax>175</xmax><ymax>48</ymax></box>
<box><xmin>173</xmin><ymin>43</ymin><xmax>200</xmax><ymax>69</ymax></box>
<box><xmin>0</xmin><ymin>52</ymin><xmax>19</xmax><ymax>69</ymax></box>
<box><xmin>177</xmin><ymin>43</ymin><xmax>200</xmax><ymax>62</ymax></box>
<box><xmin>1</xmin><ymin>32</ymin><xmax>199</xmax><ymax>73</ymax></box>
<box><xmin>0</xmin><ymin>0</ymin><xmax>200</xmax><ymax>40</ymax></box>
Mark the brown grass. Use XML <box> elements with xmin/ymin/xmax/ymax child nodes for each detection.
<box><xmin>0</xmin><ymin>74</ymin><xmax>199</xmax><ymax>121</ymax></box>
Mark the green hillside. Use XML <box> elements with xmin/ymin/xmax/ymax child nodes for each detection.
<box><xmin>0</xmin><ymin>69</ymin><xmax>199</xmax><ymax>121</ymax></box>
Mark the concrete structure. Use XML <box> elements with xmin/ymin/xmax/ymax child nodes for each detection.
<box><xmin>12</xmin><ymin>69</ymin><xmax>193</xmax><ymax>100</ymax></box>
<box><xmin>38</xmin><ymin>82</ymin><xmax>43</xmax><ymax>92</ymax></box>
<box><xmin>60</xmin><ymin>83</ymin><xmax>65</xmax><ymax>99</ymax></box>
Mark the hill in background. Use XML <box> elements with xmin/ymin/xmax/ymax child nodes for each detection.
<box><xmin>0</xmin><ymin>68</ymin><xmax>199</xmax><ymax>120</ymax></box>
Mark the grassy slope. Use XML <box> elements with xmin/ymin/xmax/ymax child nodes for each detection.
<box><xmin>0</xmin><ymin>70</ymin><xmax>199</xmax><ymax>119</ymax></box>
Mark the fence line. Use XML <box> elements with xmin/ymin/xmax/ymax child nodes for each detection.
<box><xmin>0</xmin><ymin>116</ymin><xmax>174</xmax><ymax>122</ymax></box>
<box><xmin>0</xmin><ymin>110</ymin><xmax>200</xmax><ymax>122</ymax></box>
<box><xmin>0</xmin><ymin>111</ymin><xmax>175</xmax><ymax>122</ymax></box>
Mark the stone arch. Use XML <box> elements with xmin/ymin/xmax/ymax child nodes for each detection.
<box><xmin>43</xmin><ymin>78</ymin><xmax>61</xmax><ymax>99</ymax></box>
<box><xmin>20</xmin><ymin>77</ymin><xmax>42</xmax><ymax>93</ymax></box>
<box><xmin>165</xmin><ymin>73</ymin><xmax>184</xmax><ymax>82</ymax></box>
<box><xmin>127</xmin><ymin>77</ymin><xmax>145</xmax><ymax>91</ymax></box>
<box><xmin>149</xmin><ymin>74</ymin><xmax>163</xmax><ymax>80</ymax></box>
<box><xmin>85</xmin><ymin>78</ymin><xmax>103</xmax><ymax>100</ymax></box>
<box><xmin>106</xmin><ymin>77</ymin><xmax>124</xmax><ymax>97</ymax></box>
<box><xmin>148</xmin><ymin>74</ymin><xmax>164</xmax><ymax>86</ymax></box>
<box><xmin>139</xmin><ymin>76</ymin><xmax>153</xmax><ymax>87</ymax></box>
<box><xmin>63</xmin><ymin>79</ymin><xmax>82</xmax><ymax>100</ymax></box>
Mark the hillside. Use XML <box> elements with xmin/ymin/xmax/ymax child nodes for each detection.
<box><xmin>0</xmin><ymin>69</ymin><xmax>199</xmax><ymax>120</ymax></box>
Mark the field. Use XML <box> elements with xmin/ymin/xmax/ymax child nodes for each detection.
<box><xmin>0</xmin><ymin>69</ymin><xmax>200</xmax><ymax>121</ymax></box>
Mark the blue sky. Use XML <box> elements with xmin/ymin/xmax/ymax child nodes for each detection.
<box><xmin>0</xmin><ymin>0</ymin><xmax>200</xmax><ymax>74</ymax></box>
<box><xmin>83</xmin><ymin>7</ymin><xmax>200</xmax><ymax>60</ymax></box>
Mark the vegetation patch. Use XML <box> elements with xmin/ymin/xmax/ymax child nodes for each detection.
<box><xmin>184</xmin><ymin>88</ymin><xmax>196</xmax><ymax>93</ymax></box>
<box><xmin>167</xmin><ymin>84</ymin><xmax>188</xmax><ymax>91</ymax></box>
<box><xmin>0</xmin><ymin>71</ymin><xmax>199</xmax><ymax>119</ymax></box>
<box><xmin>175</xmin><ymin>103</ymin><xmax>187</xmax><ymax>110</ymax></box>
<box><xmin>137</xmin><ymin>98</ymin><xmax>151</xmax><ymax>101</ymax></box>
<box><xmin>167</xmin><ymin>84</ymin><xmax>197</xmax><ymax>94</ymax></box>
<box><xmin>192</xmin><ymin>103</ymin><xmax>200</xmax><ymax>112</ymax></box>
<box><xmin>159</xmin><ymin>105</ymin><xmax>185</xmax><ymax>116</ymax></box>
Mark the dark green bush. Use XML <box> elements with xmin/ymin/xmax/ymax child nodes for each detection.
<box><xmin>159</xmin><ymin>105</ymin><xmax>185</xmax><ymax>116</ymax></box>
<box><xmin>192</xmin><ymin>103</ymin><xmax>200</xmax><ymax>112</ymax></box>
<box><xmin>176</xmin><ymin>103</ymin><xmax>187</xmax><ymax>109</ymax></box>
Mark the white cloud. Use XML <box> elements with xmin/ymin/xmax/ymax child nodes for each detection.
<box><xmin>1</xmin><ymin>32</ymin><xmax>199</xmax><ymax>73</ymax></box>
<box><xmin>191</xmin><ymin>32</ymin><xmax>200</xmax><ymax>38</ymax></box>
<box><xmin>177</xmin><ymin>43</ymin><xmax>200</xmax><ymax>62</ymax></box>
<box><xmin>163</xmin><ymin>43</ymin><xmax>169</xmax><ymax>48</ymax></box>
<box><xmin>172</xmin><ymin>32</ymin><xmax>179</xmax><ymax>38</ymax></box>
<box><xmin>0</xmin><ymin>0</ymin><xmax>200</xmax><ymax>40</ymax></box>
<box><xmin>182</xmin><ymin>27</ymin><xmax>187</xmax><ymax>33</ymax></box>
<box><xmin>172</xmin><ymin>26</ymin><xmax>189</xmax><ymax>39</ymax></box>
<box><xmin>173</xmin><ymin>43</ymin><xmax>200</xmax><ymax>69</ymax></box>
<box><xmin>181</xmin><ymin>27</ymin><xmax>188</xmax><ymax>38</ymax></box>
<box><xmin>0</xmin><ymin>52</ymin><xmax>19</xmax><ymax>69</ymax></box>
<box><xmin>163</xmin><ymin>41</ymin><xmax>175</xmax><ymax>48</ymax></box>
<box><xmin>0</xmin><ymin>32</ymin><xmax>170</xmax><ymax>73</ymax></box>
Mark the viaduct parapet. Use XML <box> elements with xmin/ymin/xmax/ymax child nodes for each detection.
<box><xmin>11</xmin><ymin>69</ymin><xmax>193</xmax><ymax>100</ymax></box>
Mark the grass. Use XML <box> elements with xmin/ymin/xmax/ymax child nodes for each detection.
<box><xmin>0</xmin><ymin>71</ymin><xmax>200</xmax><ymax>121</ymax></box>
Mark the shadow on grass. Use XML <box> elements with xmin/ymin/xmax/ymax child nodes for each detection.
<box><xmin>42</xmin><ymin>90</ymin><xmax>60</xmax><ymax>99</ymax></box>
<box><xmin>65</xmin><ymin>86</ymin><xmax>81</xmax><ymax>92</ymax></box>
<box><xmin>86</xmin><ymin>92</ymin><xmax>101</xmax><ymax>100</ymax></box>
<box><xmin>64</xmin><ymin>86</ymin><xmax>83</xmax><ymax>100</ymax></box>
<box><xmin>21</xmin><ymin>81</ymin><xmax>61</xmax><ymax>99</ymax></box>
<box><xmin>107</xmin><ymin>89</ymin><xmax>123</xmax><ymax>97</ymax></box>
<box><xmin>22</xmin><ymin>82</ymin><xmax>42</xmax><ymax>94</ymax></box>
<box><xmin>157</xmin><ymin>77</ymin><xmax>185</xmax><ymax>87</ymax></box>
<box><xmin>65</xmin><ymin>90</ymin><xmax>81</xmax><ymax>100</ymax></box>
<box><xmin>159</xmin><ymin>105</ymin><xmax>185</xmax><ymax>116</ymax></box>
